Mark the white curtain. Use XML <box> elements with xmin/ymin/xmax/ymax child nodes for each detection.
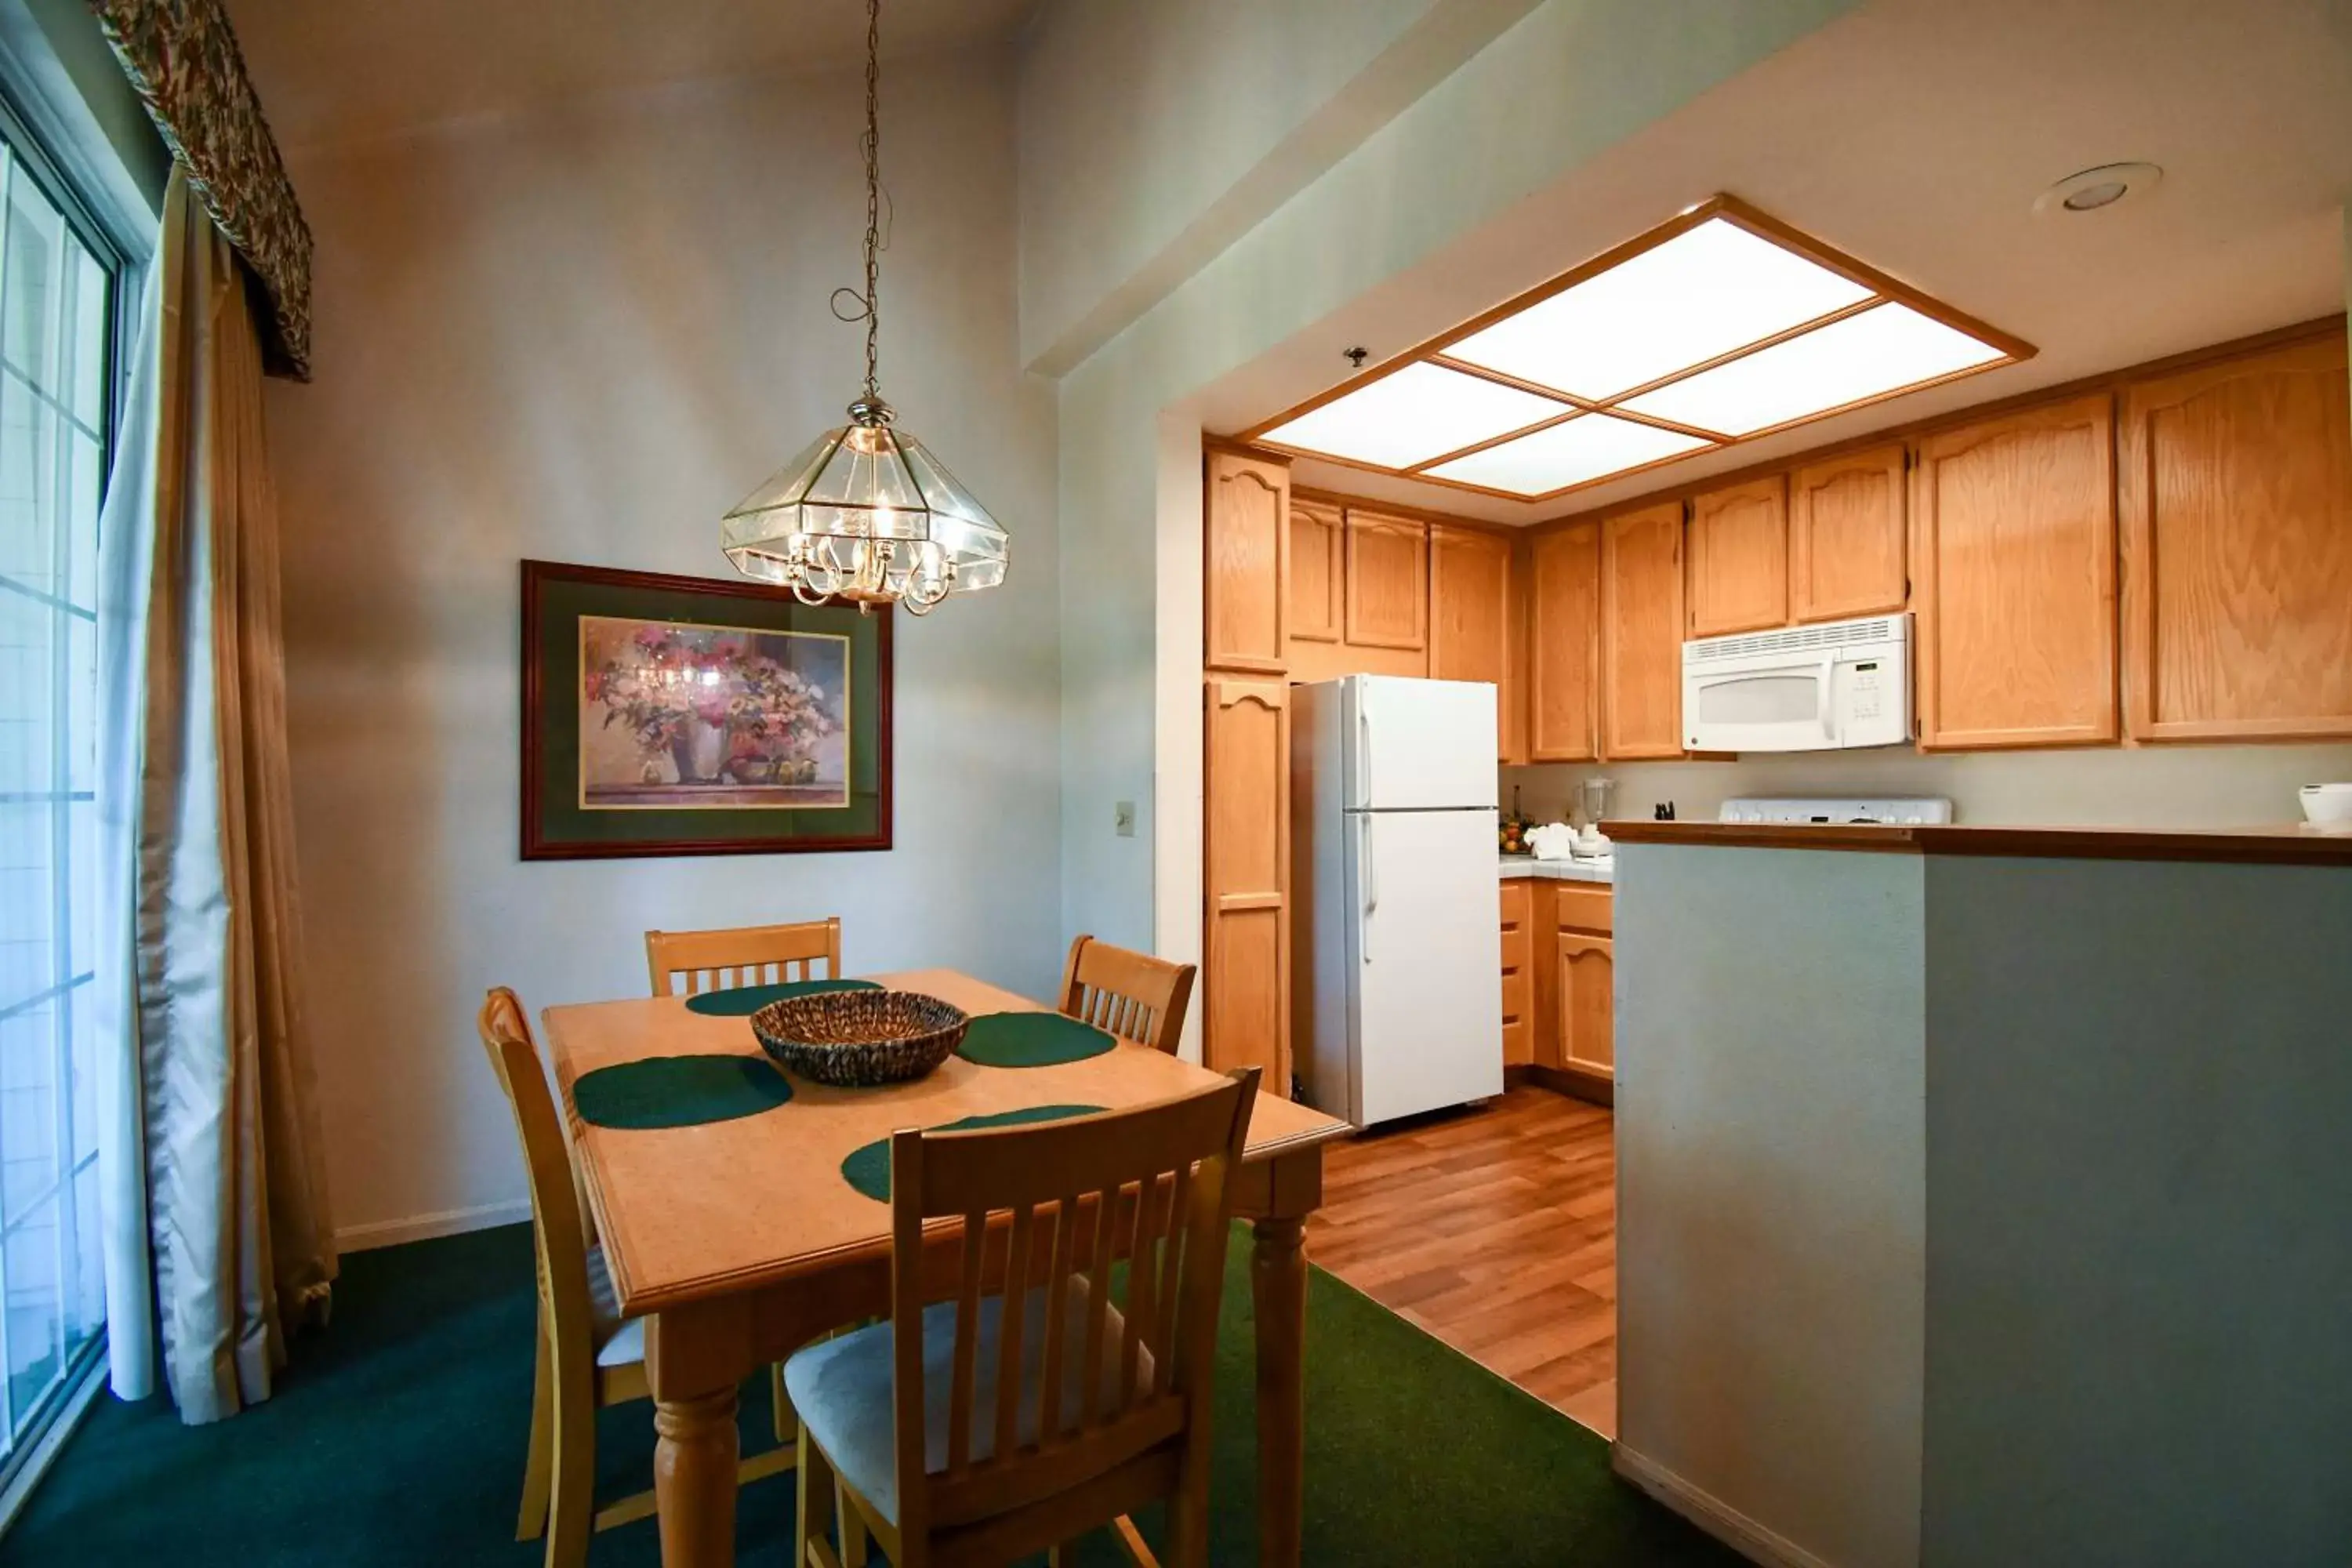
<box><xmin>93</xmin><ymin>167</ymin><xmax>338</xmax><ymax>1421</ymax></box>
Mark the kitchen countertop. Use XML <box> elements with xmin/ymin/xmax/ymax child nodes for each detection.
<box><xmin>1498</xmin><ymin>855</ymin><xmax>1613</xmax><ymax>884</ymax></box>
<box><xmin>1602</xmin><ymin>820</ymin><xmax>2352</xmax><ymax>867</ymax></box>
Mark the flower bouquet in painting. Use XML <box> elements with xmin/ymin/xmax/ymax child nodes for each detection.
<box><xmin>579</xmin><ymin>617</ymin><xmax>849</xmax><ymax>808</ymax></box>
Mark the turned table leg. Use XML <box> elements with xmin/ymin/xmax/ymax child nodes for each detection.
<box><xmin>1251</xmin><ymin>1214</ymin><xmax>1308</xmax><ymax>1568</ymax></box>
<box><xmin>653</xmin><ymin>1387</ymin><xmax>739</xmax><ymax>1566</ymax></box>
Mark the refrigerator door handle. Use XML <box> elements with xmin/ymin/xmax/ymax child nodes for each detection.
<box><xmin>1357</xmin><ymin>693</ymin><xmax>1373</xmax><ymax>809</ymax></box>
<box><xmin>1360</xmin><ymin>815</ymin><xmax>1377</xmax><ymax>964</ymax></box>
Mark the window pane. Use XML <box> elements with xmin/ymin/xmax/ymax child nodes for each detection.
<box><xmin>0</xmin><ymin>122</ymin><xmax>118</xmax><ymax>1466</ymax></box>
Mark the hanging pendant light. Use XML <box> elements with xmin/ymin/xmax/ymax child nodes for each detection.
<box><xmin>721</xmin><ymin>0</ymin><xmax>1007</xmax><ymax>614</ymax></box>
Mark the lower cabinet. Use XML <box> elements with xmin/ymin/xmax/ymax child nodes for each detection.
<box><xmin>1557</xmin><ymin>933</ymin><xmax>1615</xmax><ymax>1081</ymax></box>
<box><xmin>1499</xmin><ymin>880</ymin><xmax>1534</xmax><ymax>1065</ymax></box>
<box><xmin>1499</xmin><ymin>877</ymin><xmax>1613</xmax><ymax>1102</ymax></box>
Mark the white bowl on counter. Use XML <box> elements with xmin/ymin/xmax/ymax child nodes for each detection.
<box><xmin>2300</xmin><ymin>783</ymin><xmax>2352</xmax><ymax>830</ymax></box>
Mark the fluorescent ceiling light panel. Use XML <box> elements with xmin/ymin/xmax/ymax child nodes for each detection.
<box><xmin>1445</xmin><ymin>219</ymin><xmax>1873</xmax><ymax>399</ymax></box>
<box><xmin>1618</xmin><ymin>301</ymin><xmax>2008</xmax><ymax>436</ymax></box>
<box><xmin>1425</xmin><ymin>414</ymin><xmax>1713</xmax><ymax>496</ymax></box>
<box><xmin>1258</xmin><ymin>361</ymin><xmax>1570</xmax><ymax>469</ymax></box>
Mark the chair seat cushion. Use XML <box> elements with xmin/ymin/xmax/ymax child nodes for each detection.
<box><xmin>783</xmin><ymin>1276</ymin><xmax>1152</xmax><ymax>1526</ymax></box>
<box><xmin>586</xmin><ymin>1245</ymin><xmax>643</xmax><ymax>1369</ymax></box>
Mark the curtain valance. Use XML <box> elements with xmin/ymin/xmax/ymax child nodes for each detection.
<box><xmin>87</xmin><ymin>0</ymin><xmax>311</xmax><ymax>379</ymax></box>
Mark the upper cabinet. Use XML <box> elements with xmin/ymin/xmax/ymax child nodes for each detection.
<box><xmin>1288</xmin><ymin>496</ymin><xmax>1343</xmax><ymax>645</ymax></box>
<box><xmin>2119</xmin><ymin>334</ymin><xmax>2352</xmax><ymax>743</ymax></box>
<box><xmin>1528</xmin><ymin>523</ymin><xmax>1601</xmax><ymax>763</ymax></box>
<box><xmin>1429</xmin><ymin>524</ymin><xmax>1524</xmax><ymax>762</ymax></box>
<box><xmin>1602</xmin><ymin>503</ymin><xmax>1688</xmax><ymax>759</ymax></box>
<box><xmin>1789</xmin><ymin>445</ymin><xmax>1908</xmax><ymax>623</ymax></box>
<box><xmin>1913</xmin><ymin>395</ymin><xmax>2118</xmax><ymax>750</ymax></box>
<box><xmin>1205</xmin><ymin>450</ymin><xmax>1288</xmax><ymax>673</ymax></box>
<box><xmin>1686</xmin><ymin>476</ymin><xmax>1788</xmax><ymax>637</ymax></box>
<box><xmin>1344</xmin><ymin>510</ymin><xmax>1428</xmax><ymax>652</ymax></box>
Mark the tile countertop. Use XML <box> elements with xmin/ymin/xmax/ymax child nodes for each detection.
<box><xmin>1498</xmin><ymin>855</ymin><xmax>1613</xmax><ymax>884</ymax></box>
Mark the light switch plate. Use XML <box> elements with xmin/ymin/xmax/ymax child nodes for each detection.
<box><xmin>1114</xmin><ymin>800</ymin><xmax>1137</xmax><ymax>837</ymax></box>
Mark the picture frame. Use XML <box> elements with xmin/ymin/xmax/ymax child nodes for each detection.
<box><xmin>520</xmin><ymin>560</ymin><xmax>893</xmax><ymax>859</ymax></box>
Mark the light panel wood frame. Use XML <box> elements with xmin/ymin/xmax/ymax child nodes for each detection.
<box><xmin>1233</xmin><ymin>194</ymin><xmax>2034</xmax><ymax>505</ymax></box>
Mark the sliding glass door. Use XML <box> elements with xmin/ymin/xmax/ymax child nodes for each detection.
<box><xmin>0</xmin><ymin>119</ymin><xmax>117</xmax><ymax>1473</ymax></box>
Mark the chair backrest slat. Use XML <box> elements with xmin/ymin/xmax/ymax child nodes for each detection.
<box><xmin>645</xmin><ymin>917</ymin><xmax>842</xmax><ymax>998</ymax></box>
<box><xmin>887</xmin><ymin>1069</ymin><xmax>1258</xmax><ymax>1539</ymax></box>
<box><xmin>1057</xmin><ymin>934</ymin><xmax>1197</xmax><ymax>1055</ymax></box>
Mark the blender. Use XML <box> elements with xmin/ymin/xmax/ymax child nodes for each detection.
<box><xmin>1575</xmin><ymin>776</ymin><xmax>1616</xmax><ymax>859</ymax></box>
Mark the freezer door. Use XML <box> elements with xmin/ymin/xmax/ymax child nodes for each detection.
<box><xmin>1346</xmin><ymin>808</ymin><xmax>1504</xmax><ymax>1126</ymax></box>
<box><xmin>1344</xmin><ymin>676</ymin><xmax>1500</xmax><ymax>811</ymax></box>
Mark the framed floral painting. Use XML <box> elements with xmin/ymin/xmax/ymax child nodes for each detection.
<box><xmin>520</xmin><ymin>561</ymin><xmax>891</xmax><ymax>858</ymax></box>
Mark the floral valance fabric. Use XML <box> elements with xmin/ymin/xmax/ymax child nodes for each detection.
<box><xmin>87</xmin><ymin>0</ymin><xmax>311</xmax><ymax>379</ymax></box>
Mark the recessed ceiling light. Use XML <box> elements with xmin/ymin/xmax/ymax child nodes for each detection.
<box><xmin>2034</xmin><ymin>162</ymin><xmax>2161</xmax><ymax>217</ymax></box>
<box><xmin>1425</xmin><ymin>414</ymin><xmax>1711</xmax><ymax>496</ymax></box>
<box><xmin>1257</xmin><ymin>361</ymin><xmax>1572</xmax><ymax>470</ymax></box>
<box><xmin>1240</xmin><ymin>195</ymin><xmax>2031</xmax><ymax>502</ymax></box>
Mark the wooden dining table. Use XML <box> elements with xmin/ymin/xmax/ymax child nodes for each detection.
<box><xmin>540</xmin><ymin>967</ymin><xmax>1349</xmax><ymax>1567</ymax></box>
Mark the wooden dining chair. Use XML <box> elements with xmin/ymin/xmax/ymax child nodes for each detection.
<box><xmin>785</xmin><ymin>1066</ymin><xmax>1261</xmax><ymax>1568</ymax></box>
<box><xmin>1057</xmin><ymin>935</ymin><xmax>1197</xmax><ymax>1055</ymax></box>
<box><xmin>476</xmin><ymin>989</ymin><xmax>793</xmax><ymax>1567</ymax></box>
<box><xmin>646</xmin><ymin>916</ymin><xmax>844</xmax><ymax>997</ymax></box>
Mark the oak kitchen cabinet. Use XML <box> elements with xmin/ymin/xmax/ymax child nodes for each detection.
<box><xmin>1205</xmin><ymin>449</ymin><xmax>1288</xmax><ymax>674</ymax></box>
<box><xmin>1528</xmin><ymin>523</ymin><xmax>1601</xmax><ymax>762</ymax></box>
<box><xmin>1344</xmin><ymin>509</ymin><xmax>1428</xmax><ymax>652</ymax></box>
<box><xmin>1498</xmin><ymin>879</ymin><xmax>1534</xmax><ymax>1066</ymax></box>
<box><xmin>1502</xmin><ymin>877</ymin><xmax>1613</xmax><ymax>1103</ymax></box>
<box><xmin>1287</xmin><ymin>495</ymin><xmax>1343</xmax><ymax>646</ymax></box>
<box><xmin>1912</xmin><ymin>394</ymin><xmax>2118</xmax><ymax>750</ymax></box>
<box><xmin>1686</xmin><ymin>475</ymin><xmax>1788</xmax><ymax>637</ymax></box>
<box><xmin>1789</xmin><ymin>444</ymin><xmax>1909</xmax><ymax>622</ymax></box>
<box><xmin>2118</xmin><ymin>333</ymin><xmax>2352</xmax><ymax>742</ymax></box>
<box><xmin>1203</xmin><ymin>674</ymin><xmax>1290</xmax><ymax>1091</ymax></box>
<box><xmin>1601</xmin><ymin>502</ymin><xmax>1689</xmax><ymax>759</ymax></box>
<box><xmin>1430</xmin><ymin>523</ymin><xmax>1525</xmax><ymax>762</ymax></box>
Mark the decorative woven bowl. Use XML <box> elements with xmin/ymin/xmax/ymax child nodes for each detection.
<box><xmin>749</xmin><ymin>989</ymin><xmax>968</xmax><ymax>1087</ymax></box>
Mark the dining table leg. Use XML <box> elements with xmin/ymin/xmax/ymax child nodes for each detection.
<box><xmin>1250</xmin><ymin>1214</ymin><xmax>1308</xmax><ymax>1567</ymax></box>
<box><xmin>648</xmin><ymin>1308</ymin><xmax>745</xmax><ymax>1568</ymax></box>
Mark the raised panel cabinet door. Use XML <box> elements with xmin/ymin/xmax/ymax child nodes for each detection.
<box><xmin>1558</xmin><ymin>932</ymin><xmax>1613</xmax><ymax>1078</ymax></box>
<box><xmin>1203</xmin><ymin>676</ymin><xmax>1290</xmax><ymax>1091</ymax></box>
<box><xmin>1686</xmin><ymin>475</ymin><xmax>1788</xmax><ymax>637</ymax></box>
<box><xmin>1430</xmin><ymin>524</ymin><xmax>1518</xmax><ymax>761</ymax></box>
<box><xmin>2120</xmin><ymin>334</ymin><xmax>2352</xmax><ymax>742</ymax></box>
<box><xmin>1790</xmin><ymin>445</ymin><xmax>1908</xmax><ymax>622</ymax></box>
<box><xmin>1344</xmin><ymin>510</ymin><xmax>1428</xmax><ymax>651</ymax></box>
<box><xmin>1205</xmin><ymin>451</ymin><xmax>1288</xmax><ymax>673</ymax></box>
<box><xmin>1289</xmin><ymin>497</ymin><xmax>1343</xmax><ymax>644</ymax></box>
<box><xmin>1914</xmin><ymin>395</ymin><xmax>2118</xmax><ymax>750</ymax></box>
<box><xmin>1528</xmin><ymin>524</ymin><xmax>1600</xmax><ymax>762</ymax></box>
<box><xmin>1602</xmin><ymin>502</ymin><xmax>1688</xmax><ymax>760</ymax></box>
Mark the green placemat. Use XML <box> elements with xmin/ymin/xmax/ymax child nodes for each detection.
<box><xmin>573</xmin><ymin>1054</ymin><xmax>793</xmax><ymax>1130</ymax></box>
<box><xmin>683</xmin><ymin>977</ymin><xmax>880</xmax><ymax>1017</ymax></box>
<box><xmin>839</xmin><ymin>1103</ymin><xmax>1108</xmax><ymax>1203</ymax></box>
<box><xmin>956</xmin><ymin>1011</ymin><xmax>1116</xmax><ymax>1069</ymax></box>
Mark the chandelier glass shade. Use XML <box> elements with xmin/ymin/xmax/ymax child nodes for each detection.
<box><xmin>721</xmin><ymin>397</ymin><xmax>1008</xmax><ymax>612</ymax></box>
<box><xmin>720</xmin><ymin>0</ymin><xmax>1006</xmax><ymax>615</ymax></box>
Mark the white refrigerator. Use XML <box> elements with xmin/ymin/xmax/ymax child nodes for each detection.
<box><xmin>1292</xmin><ymin>675</ymin><xmax>1504</xmax><ymax>1128</ymax></box>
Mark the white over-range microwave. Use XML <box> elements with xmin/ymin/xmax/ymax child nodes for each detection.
<box><xmin>1682</xmin><ymin>613</ymin><xmax>1912</xmax><ymax>753</ymax></box>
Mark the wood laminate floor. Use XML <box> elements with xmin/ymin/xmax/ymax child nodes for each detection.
<box><xmin>1303</xmin><ymin>1084</ymin><xmax>1618</xmax><ymax>1437</ymax></box>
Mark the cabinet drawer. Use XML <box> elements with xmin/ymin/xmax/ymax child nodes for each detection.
<box><xmin>1555</xmin><ymin>884</ymin><xmax>1613</xmax><ymax>935</ymax></box>
<box><xmin>1498</xmin><ymin>880</ymin><xmax>1530</xmax><ymax>926</ymax></box>
<box><xmin>1501</xmin><ymin>968</ymin><xmax>1533</xmax><ymax>1067</ymax></box>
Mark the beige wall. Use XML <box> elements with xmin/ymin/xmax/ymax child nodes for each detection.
<box><xmin>267</xmin><ymin>51</ymin><xmax>1060</xmax><ymax>1246</ymax></box>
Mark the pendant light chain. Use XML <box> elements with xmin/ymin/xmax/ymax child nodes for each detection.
<box><xmin>859</xmin><ymin>0</ymin><xmax>882</xmax><ymax>405</ymax></box>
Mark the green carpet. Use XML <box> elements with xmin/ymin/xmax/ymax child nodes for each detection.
<box><xmin>1</xmin><ymin>1225</ymin><xmax>1737</xmax><ymax>1567</ymax></box>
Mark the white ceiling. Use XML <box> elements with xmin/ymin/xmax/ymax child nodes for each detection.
<box><xmin>1206</xmin><ymin>0</ymin><xmax>2352</xmax><ymax>524</ymax></box>
<box><xmin>223</xmin><ymin>0</ymin><xmax>1042</xmax><ymax>152</ymax></box>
